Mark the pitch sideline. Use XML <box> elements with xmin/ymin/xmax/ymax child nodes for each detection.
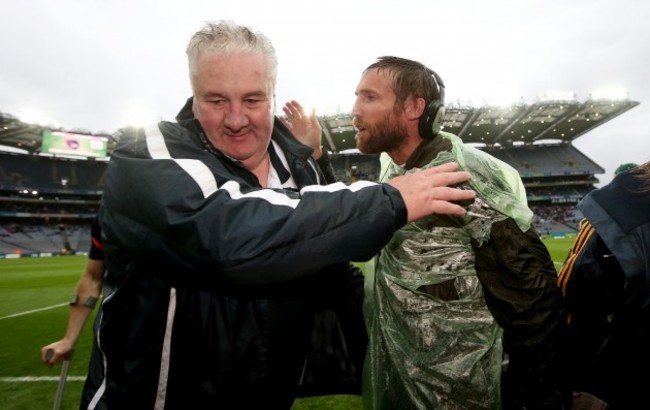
<box><xmin>0</xmin><ymin>303</ymin><xmax>67</xmax><ymax>321</ymax></box>
<box><xmin>0</xmin><ymin>376</ymin><xmax>86</xmax><ymax>382</ymax></box>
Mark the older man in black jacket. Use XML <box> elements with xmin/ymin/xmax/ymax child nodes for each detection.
<box><xmin>81</xmin><ymin>21</ymin><xmax>476</xmax><ymax>410</ymax></box>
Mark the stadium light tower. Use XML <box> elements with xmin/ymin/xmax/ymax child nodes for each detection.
<box><xmin>590</xmin><ymin>87</ymin><xmax>628</xmax><ymax>101</ymax></box>
<box><xmin>479</xmin><ymin>88</ymin><xmax>522</xmax><ymax>107</ymax></box>
<box><xmin>537</xmin><ymin>91</ymin><xmax>576</xmax><ymax>102</ymax></box>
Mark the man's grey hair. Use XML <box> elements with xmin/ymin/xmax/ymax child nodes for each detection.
<box><xmin>186</xmin><ymin>20</ymin><xmax>278</xmax><ymax>91</ymax></box>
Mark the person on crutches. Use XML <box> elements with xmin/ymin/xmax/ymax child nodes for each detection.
<box><xmin>40</xmin><ymin>216</ymin><xmax>104</xmax><ymax>408</ymax></box>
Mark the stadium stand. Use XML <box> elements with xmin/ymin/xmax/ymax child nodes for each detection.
<box><xmin>0</xmin><ymin>148</ymin><xmax>101</xmax><ymax>256</ymax></box>
<box><xmin>0</xmin><ymin>94</ymin><xmax>639</xmax><ymax>256</ymax></box>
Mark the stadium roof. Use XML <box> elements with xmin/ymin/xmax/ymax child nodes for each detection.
<box><xmin>321</xmin><ymin>97</ymin><xmax>639</xmax><ymax>152</ymax></box>
<box><xmin>1</xmin><ymin>96</ymin><xmax>639</xmax><ymax>155</ymax></box>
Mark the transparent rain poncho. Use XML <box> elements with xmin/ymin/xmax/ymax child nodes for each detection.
<box><xmin>363</xmin><ymin>132</ymin><xmax>533</xmax><ymax>409</ymax></box>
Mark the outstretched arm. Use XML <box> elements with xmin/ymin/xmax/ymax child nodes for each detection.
<box><xmin>104</xmin><ymin>125</ymin><xmax>477</xmax><ymax>285</ymax></box>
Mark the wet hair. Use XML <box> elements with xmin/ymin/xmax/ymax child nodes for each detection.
<box><xmin>186</xmin><ymin>20</ymin><xmax>278</xmax><ymax>92</ymax></box>
<box><xmin>363</xmin><ymin>56</ymin><xmax>442</xmax><ymax>110</ymax></box>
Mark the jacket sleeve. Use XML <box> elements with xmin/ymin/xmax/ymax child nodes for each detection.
<box><xmin>316</xmin><ymin>149</ymin><xmax>339</xmax><ymax>184</ymax></box>
<box><xmin>472</xmin><ymin>218</ymin><xmax>570</xmax><ymax>409</ymax></box>
<box><xmin>100</xmin><ymin>123</ymin><xmax>406</xmax><ymax>287</ymax></box>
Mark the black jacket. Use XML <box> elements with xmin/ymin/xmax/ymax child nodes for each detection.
<box><xmin>558</xmin><ymin>169</ymin><xmax>650</xmax><ymax>409</ymax></box>
<box><xmin>82</xmin><ymin>99</ymin><xmax>407</xmax><ymax>409</ymax></box>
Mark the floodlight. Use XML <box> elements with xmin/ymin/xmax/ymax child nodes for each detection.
<box><xmin>481</xmin><ymin>91</ymin><xmax>521</xmax><ymax>107</ymax></box>
<box><xmin>590</xmin><ymin>87</ymin><xmax>628</xmax><ymax>101</ymax></box>
<box><xmin>537</xmin><ymin>92</ymin><xmax>576</xmax><ymax>102</ymax></box>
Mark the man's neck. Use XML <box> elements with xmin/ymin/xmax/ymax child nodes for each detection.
<box><xmin>403</xmin><ymin>136</ymin><xmax>452</xmax><ymax>170</ymax></box>
<box><xmin>248</xmin><ymin>152</ymin><xmax>271</xmax><ymax>188</ymax></box>
<box><xmin>387</xmin><ymin>136</ymin><xmax>422</xmax><ymax>166</ymax></box>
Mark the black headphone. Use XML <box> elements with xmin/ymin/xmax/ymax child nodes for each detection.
<box><xmin>418</xmin><ymin>68</ymin><xmax>446</xmax><ymax>139</ymax></box>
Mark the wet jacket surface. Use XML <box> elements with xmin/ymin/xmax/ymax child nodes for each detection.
<box><xmin>82</xmin><ymin>99</ymin><xmax>408</xmax><ymax>409</ymax></box>
<box><xmin>364</xmin><ymin>133</ymin><xmax>569</xmax><ymax>410</ymax></box>
<box><xmin>558</xmin><ymin>169</ymin><xmax>650</xmax><ymax>409</ymax></box>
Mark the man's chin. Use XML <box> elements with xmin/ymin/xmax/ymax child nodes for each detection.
<box><xmin>355</xmin><ymin>135</ymin><xmax>369</xmax><ymax>154</ymax></box>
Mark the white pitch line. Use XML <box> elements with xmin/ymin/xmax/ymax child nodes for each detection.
<box><xmin>0</xmin><ymin>376</ymin><xmax>86</xmax><ymax>382</ymax></box>
<box><xmin>0</xmin><ymin>303</ymin><xmax>67</xmax><ymax>321</ymax></box>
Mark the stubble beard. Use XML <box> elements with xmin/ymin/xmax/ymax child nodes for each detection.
<box><xmin>356</xmin><ymin>113</ymin><xmax>409</xmax><ymax>155</ymax></box>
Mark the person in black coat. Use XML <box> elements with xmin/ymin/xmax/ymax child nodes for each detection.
<box><xmin>559</xmin><ymin>161</ymin><xmax>650</xmax><ymax>409</ymax></box>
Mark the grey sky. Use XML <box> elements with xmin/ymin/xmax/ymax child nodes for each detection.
<box><xmin>1</xmin><ymin>0</ymin><xmax>648</xmax><ymax>186</ymax></box>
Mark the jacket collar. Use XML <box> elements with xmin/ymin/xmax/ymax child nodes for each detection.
<box><xmin>403</xmin><ymin>136</ymin><xmax>452</xmax><ymax>170</ymax></box>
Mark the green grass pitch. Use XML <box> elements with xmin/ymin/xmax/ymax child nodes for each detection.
<box><xmin>0</xmin><ymin>236</ymin><xmax>573</xmax><ymax>409</ymax></box>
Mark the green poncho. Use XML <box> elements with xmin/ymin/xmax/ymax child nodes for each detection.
<box><xmin>363</xmin><ymin>132</ymin><xmax>533</xmax><ymax>409</ymax></box>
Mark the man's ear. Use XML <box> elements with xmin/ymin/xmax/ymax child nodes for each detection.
<box><xmin>404</xmin><ymin>97</ymin><xmax>426</xmax><ymax>121</ymax></box>
<box><xmin>191</xmin><ymin>97</ymin><xmax>198</xmax><ymax>116</ymax></box>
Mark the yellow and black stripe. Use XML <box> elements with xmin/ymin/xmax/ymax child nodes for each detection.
<box><xmin>557</xmin><ymin>218</ymin><xmax>596</xmax><ymax>297</ymax></box>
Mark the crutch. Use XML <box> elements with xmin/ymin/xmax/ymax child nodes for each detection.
<box><xmin>46</xmin><ymin>348</ymin><xmax>74</xmax><ymax>410</ymax></box>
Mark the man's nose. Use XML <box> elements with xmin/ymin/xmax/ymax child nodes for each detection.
<box><xmin>224</xmin><ymin>103</ymin><xmax>248</xmax><ymax>130</ymax></box>
<box><xmin>351</xmin><ymin>99</ymin><xmax>361</xmax><ymax>117</ymax></box>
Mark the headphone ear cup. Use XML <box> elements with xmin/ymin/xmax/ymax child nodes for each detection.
<box><xmin>418</xmin><ymin>100</ymin><xmax>445</xmax><ymax>139</ymax></box>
